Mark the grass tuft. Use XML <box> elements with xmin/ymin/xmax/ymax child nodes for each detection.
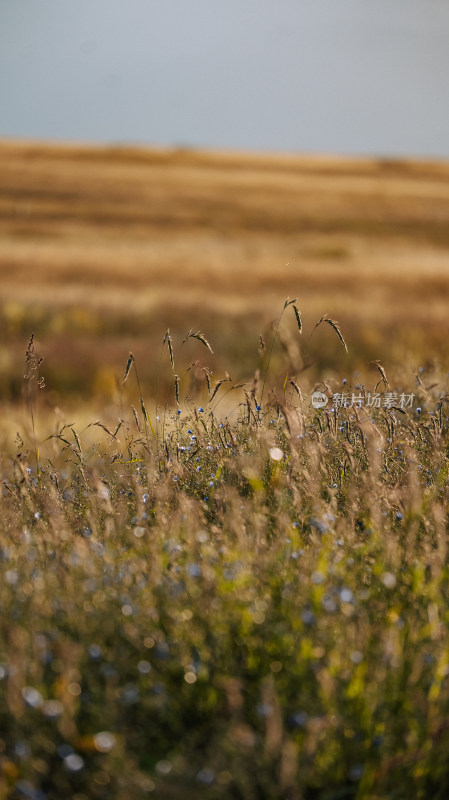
<box><xmin>0</xmin><ymin>318</ymin><xmax>449</xmax><ymax>800</ymax></box>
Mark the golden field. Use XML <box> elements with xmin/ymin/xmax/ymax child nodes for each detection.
<box><xmin>1</xmin><ymin>139</ymin><xmax>449</xmax><ymax>405</ymax></box>
<box><xmin>2</xmin><ymin>141</ymin><xmax>449</xmax><ymax>798</ymax></box>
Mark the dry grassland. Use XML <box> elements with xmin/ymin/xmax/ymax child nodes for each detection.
<box><xmin>3</xmin><ymin>141</ymin><xmax>449</xmax><ymax>799</ymax></box>
<box><xmin>1</xmin><ymin>140</ymin><xmax>449</xmax><ymax>402</ymax></box>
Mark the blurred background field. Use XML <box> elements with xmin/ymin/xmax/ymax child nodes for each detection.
<box><xmin>1</xmin><ymin>140</ymin><xmax>449</xmax><ymax>411</ymax></box>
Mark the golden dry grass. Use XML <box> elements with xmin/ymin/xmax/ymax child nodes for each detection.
<box><xmin>1</xmin><ymin>139</ymin><xmax>449</xmax><ymax>402</ymax></box>
<box><xmin>3</xmin><ymin>141</ymin><xmax>449</xmax><ymax>799</ymax></box>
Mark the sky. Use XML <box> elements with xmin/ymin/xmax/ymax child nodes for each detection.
<box><xmin>1</xmin><ymin>0</ymin><xmax>449</xmax><ymax>158</ymax></box>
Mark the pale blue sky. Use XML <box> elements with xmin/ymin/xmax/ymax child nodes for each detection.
<box><xmin>1</xmin><ymin>0</ymin><xmax>449</xmax><ymax>157</ymax></box>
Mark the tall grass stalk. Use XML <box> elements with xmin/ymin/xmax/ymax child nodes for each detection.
<box><xmin>260</xmin><ymin>298</ymin><xmax>297</xmax><ymax>406</ymax></box>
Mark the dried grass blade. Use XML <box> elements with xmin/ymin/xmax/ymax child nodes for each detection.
<box><xmin>183</xmin><ymin>330</ymin><xmax>214</xmax><ymax>354</ymax></box>
<box><xmin>163</xmin><ymin>330</ymin><xmax>175</xmax><ymax>370</ymax></box>
<box><xmin>122</xmin><ymin>353</ymin><xmax>134</xmax><ymax>383</ymax></box>
<box><xmin>289</xmin><ymin>379</ymin><xmax>302</xmax><ymax>399</ymax></box>
<box><xmin>325</xmin><ymin>318</ymin><xmax>348</xmax><ymax>353</ymax></box>
<box><xmin>72</xmin><ymin>428</ymin><xmax>82</xmax><ymax>454</ymax></box>
<box><xmin>315</xmin><ymin>315</ymin><xmax>348</xmax><ymax>353</ymax></box>
<box><xmin>90</xmin><ymin>421</ymin><xmax>118</xmax><ymax>440</ymax></box>
<box><xmin>202</xmin><ymin>366</ymin><xmax>212</xmax><ymax>394</ymax></box>
<box><xmin>131</xmin><ymin>405</ymin><xmax>141</xmax><ymax>433</ymax></box>
<box><xmin>210</xmin><ymin>376</ymin><xmax>230</xmax><ymax>404</ymax></box>
<box><xmin>140</xmin><ymin>398</ymin><xmax>156</xmax><ymax>438</ymax></box>
<box><xmin>371</xmin><ymin>360</ymin><xmax>389</xmax><ymax>388</ymax></box>
<box><xmin>113</xmin><ymin>420</ymin><xmax>123</xmax><ymax>438</ymax></box>
<box><xmin>283</xmin><ymin>297</ymin><xmax>297</xmax><ymax>310</ymax></box>
<box><xmin>293</xmin><ymin>305</ymin><xmax>302</xmax><ymax>333</ymax></box>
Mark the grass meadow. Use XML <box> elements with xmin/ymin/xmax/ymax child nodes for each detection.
<box><xmin>1</xmin><ymin>142</ymin><xmax>449</xmax><ymax>799</ymax></box>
